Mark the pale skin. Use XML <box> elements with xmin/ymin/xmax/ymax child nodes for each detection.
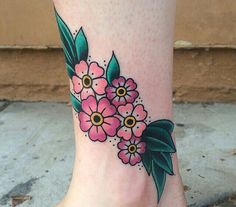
<box><xmin>53</xmin><ymin>0</ymin><xmax>187</xmax><ymax>206</ymax></box>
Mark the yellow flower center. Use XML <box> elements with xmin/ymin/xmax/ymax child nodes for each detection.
<box><xmin>128</xmin><ymin>144</ymin><xmax>137</xmax><ymax>154</ymax></box>
<box><xmin>116</xmin><ymin>87</ymin><xmax>127</xmax><ymax>97</ymax></box>
<box><xmin>124</xmin><ymin>116</ymin><xmax>136</xmax><ymax>128</ymax></box>
<box><xmin>82</xmin><ymin>75</ymin><xmax>92</xmax><ymax>88</ymax></box>
<box><xmin>90</xmin><ymin>112</ymin><xmax>104</xmax><ymax>126</ymax></box>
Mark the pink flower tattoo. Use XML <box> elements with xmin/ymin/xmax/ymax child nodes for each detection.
<box><xmin>72</xmin><ymin>60</ymin><xmax>108</xmax><ymax>100</ymax></box>
<box><xmin>117</xmin><ymin>103</ymin><xmax>147</xmax><ymax>140</ymax></box>
<box><xmin>79</xmin><ymin>96</ymin><xmax>120</xmax><ymax>142</ymax></box>
<box><xmin>118</xmin><ymin>136</ymin><xmax>146</xmax><ymax>166</ymax></box>
<box><xmin>106</xmin><ymin>76</ymin><xmax>139</xmax><ymax>107</ymax></box>
<box><xmin>55</xmin><ymin>12</ymin><xmax>177</xmax><ymax>203</ymax></box>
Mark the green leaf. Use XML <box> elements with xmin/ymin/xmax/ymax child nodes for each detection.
<box><xmin>106</xmin><ymin>52</ymin><xmax>120</xmax><ymax>85</ymax></box>
<box><xmin>143</xmin><ymin>136</ymin><xmax>176</xmax><ymax>153</ymax></box>
<box><xmin>143</xmin><ymin>126</ymin><xmax>176</xmax><ymax>153</ymax></box>
<box><xmin>75</xmin><ymin>27</ymin><xmax>88</xmax><ymax>62</ymax></box>
<box><xmin>70</xmin><ymin>93</ymin><xmax>81</xmax><ymax>112</ymax></box>
<box><xmin>160</xmin><ymin>152</ymin><xmax>174</xmax><ymax>175</ymax></box>
<box><xmin>66</xmin><ymin>64</ymin><xmax>75</xmax><ymax>79</ymax></box>
<box><xmin>152</xmin><ymin>161</ymin><xmax>166</xmax><ymax>201</ymax></box>
<box><xmin>153</xmin><ymin>152</ymin><xmax>174</xmax><ymax>175</ymax></box>
<box><xmin>55</xmin><ymin>9</ymin><xmax>76</xmax><ymax>67</ymax></box>
<box><xmin>142</xmin><ymin>120</ymin><xmax>176</xmax><ymax>203</ymax></box>
<box><xmin>141</xmin><ymin>150</ymin><xmax>152</xmax><ymax>175</ymax></box>
<box><xmin>148</xmin><ymin>119</ymin><xmax>174</xmax><ymax>133</ymax></box>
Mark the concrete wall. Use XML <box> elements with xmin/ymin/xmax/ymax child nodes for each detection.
<box><xmin>0</xmin><ymin>0</ymin><xmax>235</xmax><ymax>102</ymax></box>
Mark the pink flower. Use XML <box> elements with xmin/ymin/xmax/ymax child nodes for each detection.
<box><xmin>106</xmin><ymin>76</ymin><xmax>139</xmax><ymax>107</ymax></box>
<box><xmin>72</xmin><ymin>60</ymin><xmax>107</xmax><ymax>100</ymax></box>
<box><xmin>117</xmin><ymin>103</ymin><xmax>147</xmax><ymax>140</ymax></box>
<box><xmin>118</xmin><ymin>136</ymin><xmax>146</xmax><ymax>166</ymax></box>
<box><xmin>79</xmin><ymin>96</ymin><xmax>120</xmax><ymax>142</ymax></box>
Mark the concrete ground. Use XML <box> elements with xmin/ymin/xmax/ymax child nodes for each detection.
<box><xmin>0</xmin><ymin>102</ymin><xmax>235</xmax><ymax>207</ymax></box>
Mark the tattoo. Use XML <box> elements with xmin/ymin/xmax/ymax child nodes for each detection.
<box><xmin>55</xmin><ymin>10</ymin><xmax>176</xmax><ymax>202</ymax></box>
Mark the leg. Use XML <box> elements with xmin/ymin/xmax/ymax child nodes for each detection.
<box><xmin>53</xmin><ymin>0</ymin><xmax>186</xmax><ymax>206</ymax></box>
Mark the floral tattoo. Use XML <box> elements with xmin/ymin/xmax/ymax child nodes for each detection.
<box><xmin>55</xmin><ymin>10</ymin><xmax>176</xmax><ymax>202</ymax></box>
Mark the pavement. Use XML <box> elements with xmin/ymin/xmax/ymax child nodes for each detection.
<box><xmin>0</xmin><ymin>102</ymin><xmax>235</xmax><ymax>207</ymax></box>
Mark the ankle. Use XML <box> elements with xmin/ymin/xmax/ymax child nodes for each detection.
<box><xmin>105</xmin><ymin>174</ymin><xmax>156</xmax><ymax>207</ymax></box>
<box><xmin>61</xmin><ymin>155</ymin><xmax>157</xmax><ymax>207</ymax></box>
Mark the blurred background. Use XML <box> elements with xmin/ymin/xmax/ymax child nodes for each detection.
<box><xmin>0</xmin><ymin>0</ymin><xmax>235</xmax><ymax>103</ymax></box>
<box><xmin>0</xmin><ymin>1</ymin><xmax>236</xmax><ymax>207</ymax></box>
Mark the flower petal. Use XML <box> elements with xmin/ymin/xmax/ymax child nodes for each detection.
<box><xmin>125</xmin><ymin>90</ymin><xmax>139</xmax><ymax>103</ymax></box>
<box><xmin>98</xmin><ymin>98</ymin><xmax>116</xmax><ymax>117</ymax></box>
<box><xmin>133</xmin><ymin>121</ymin><xmax>146</xmax><ymax>137</ymax></box>
<box><xmin>118</xmin><ymin>140</ymin><xmax>129</xmax><ymax>150</ymax></box>
<box><xmin>81</xmin><ymin>96</ymin><xmax>97</xmax><ymax>115</ymax></box>
<box><xmin>79</xmin><ymin>112</ymin><xmax>92</xmax><ymax>132</ymax></box>
<box><xmin>81</xmin><ymin>88</ymin><xmax>95</xmax><ymax>100</ymax></box>
<box><xmin>133</xmin><ymin>104</ymin><xmax>147</xmax><ymax>121</ymax></box>
<box><xmin>112</xmin><ymin>76</ymin><xmax>126</xmax><ymax>87</ymax></box>
<box><xmin>111</xmin><ymin>96</ymin><xmax>119</xmax><ymax>107</ymax></box>
<box><xmin>88</xmin><ymin>126</ymin><xmax>107</xmax><ymax>142</ymax></box>
<box><xmin>130</xmin><ymin>136</ymin><xmax>140</xmax><ymax>144</ymax></box>
<box><xmin>115</xmin><ymin>114</ymin><xmax>124</xmax><ymax>122</ymax></box>
<box><xmin>92</xmin><ymin>78</ymin><xmax>107</xmax><ymax>95</ymax></box>
<box><xmin>118</xmin><ymin>103</ymin><xmax>133</xmax><ymax>117</ymax></box>
<box><xmin>118</xmin><ymin>150</ymin><xmax>130</xmax><ymax>164</ymax></box>
<box><xmin>112</xmin><ymin>96</ymin><xmax>126</xmax><ymax>107</ymax></box>
<box><xmin>137</xmin><ymin>142</ymin><xmax>146</xmax><ymax>154</ymax></box>
<box><xmin>88</xmin><ymin>62</ymin><xmax>104</xmax><ymax>78</ymax></box>
<box><xmin>102</xmin><ymin>117</ymin><xmax>120</xmax><ymax>137</ymax></box>
<box><xmin>106</xmin><ymin>87</ymin><xmax>116</xmax><ymax>100</ymax></box>
<box><xmin>129</xmin><ymin>153</ymin><xmax>141</xmax><ymax>166</ymax></box>
<box><xmin>72</xmin><ymin>76</ymin><xmax>83</xmax><ymax>94</ymax></box>
<box><xmin>75</xmin><ymin>60</ymin><xmax>89</xmax><ymax>78</ymax></box>
<box><xmin>117</xmin><ymin>126</ymin><xmax>132</xmax><ymax>140</ymax></box>
<box><xmin>125</xmin><ymin>78</ymin><xmax>137</xmax><ymax>91</ymax></box>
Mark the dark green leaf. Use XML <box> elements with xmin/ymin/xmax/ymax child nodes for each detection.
<box><xmin>55</xmin><ymin>9</ymin><xmax>76</xmax><ymax>67</ymax></box>
<box><xmin>70</xmin><ymin>93</ymin><xmax>81</xmax><ymax>112</ymax></box>
<box><xmin>75</xmin><ymin>27</ymin><xmax>88</xmax><ymax>63</ymax></box>
<box><xmin>66</xmin><ymin>64</ymin><xmax>75</xmax><ymax>79</ymax></box>
<box><xmin>141</xmin><ymin>150</ymin><xmax>152</xmax><ymax>175</ymax></box>
<box><xmin>63</xmin><ymin>48</ymin><xmax>74</xmax><ymax>67</ymax></box>
<box><xmin>143</xmin><ymin>136</ymin><xmax>176</xmax><ymax>153</ymax></box>
<box><xmin>152</xmin><ymin>161</ymin><xmax>166</xmax><ymax>201</ymax></box>
<box><xmin>106</xmin><ymin>52</ymin><xmax>120</xmax><ymax>85</ymax></box>
<box><xmin>148</xmin><ymin>119</ymin><xmax>174</xmax><ymax>133</ymax></box>
<box><xmin>160</xmin><ymin>152</ymin><xmax>174</xmax><ymax>175</ymax></box>
<box><xmin>143</xmin><ymin>126</ymin><xmax>176</xmax><ymax>153</ymax></box>
<box><xmin>153</xmin><ymin>152</ymin><xmax>174</xmax><ymax>175</ymax></box>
